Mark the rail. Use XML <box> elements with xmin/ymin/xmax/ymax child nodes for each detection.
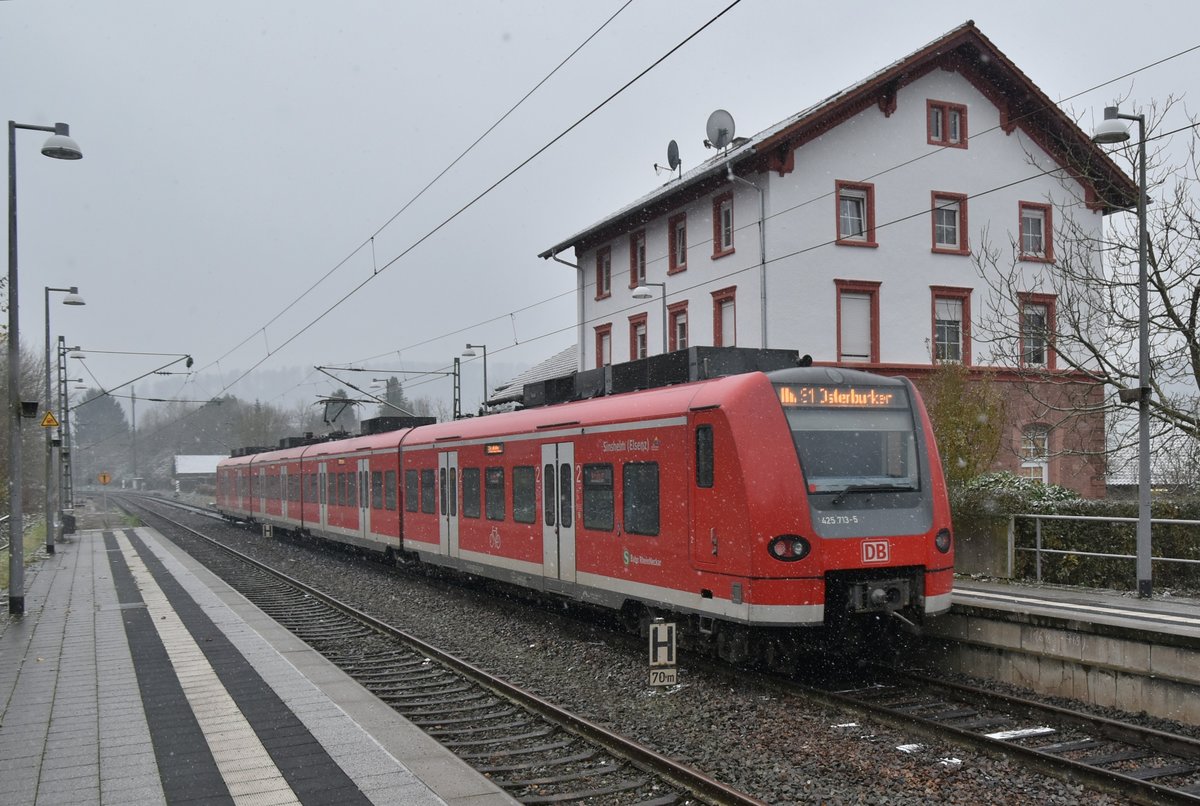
<box><xmin>1009</xmin><ymin>513</ymin><xmax>1200</xmax><ymax>588</ymax></box>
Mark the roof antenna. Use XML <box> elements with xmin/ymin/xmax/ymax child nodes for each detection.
<box><xmin>653</xmin><ymin>139</ymin><xmax>682</xmax><ymax>179</ymax></box>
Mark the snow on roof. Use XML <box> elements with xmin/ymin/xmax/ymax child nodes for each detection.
<box><xmin>488</xmin><ymin>345</ymin><xmax>578</xmax><ymax>404</ymax></box>
<box><xmin>174</xmin><ymin>455</ymin><xmax>226</xmax><ymax>476</ymax></box>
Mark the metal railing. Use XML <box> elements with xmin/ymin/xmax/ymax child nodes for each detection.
<box><xmin>1010</xmin><ymin>513</ymin><xmax>1200</xmax><ymax>586</ymax></box>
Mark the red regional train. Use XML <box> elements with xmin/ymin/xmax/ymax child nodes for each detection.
<box><xmin>216</xmin><ymin>348</ymin><xmax>954</xmax><ymax>664</ymax></box>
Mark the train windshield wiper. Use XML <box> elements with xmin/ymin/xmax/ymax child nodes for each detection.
<box><xmin>830</xmin><ymin>483</ymin><xmax>915</xmax><ymax>506</ymax></box>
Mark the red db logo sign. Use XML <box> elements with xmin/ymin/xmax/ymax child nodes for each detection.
<box><xmin>862</xmin><ymin>540</ymin><xmax>889</xmax><ymax>564</ymax></box>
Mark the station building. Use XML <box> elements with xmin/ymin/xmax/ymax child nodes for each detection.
<box><xmin>539</xmin><ymin>21</ymin><xmax>1136</xmax><ymax>498</ymax></box>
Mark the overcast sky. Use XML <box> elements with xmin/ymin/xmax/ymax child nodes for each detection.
<box><xmin>3</xmin><ymin>0</ymin><xmax>1198</xmax><ymax>417</ymax></box>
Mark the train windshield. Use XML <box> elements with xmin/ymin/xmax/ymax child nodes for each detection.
<box><xmin>776</xmin><ymin>383</ymin><xmax>920</xmax><ymax>494</ymax></box>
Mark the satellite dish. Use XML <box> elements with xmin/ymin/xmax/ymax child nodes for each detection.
<box><xmin>705</xmin><ymin>109</ymin><xmax>736</xmax><ymax>150</ymax></box>
<box><xmin>667</xmin><ymin>140</ymin><xmax>680</xmax><ymax>171</ymax></box>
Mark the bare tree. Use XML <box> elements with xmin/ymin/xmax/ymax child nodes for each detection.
<box><xmin>972</xmin><ymin>99</ymin><xmax>1200</xmax><ymax>477</ymax></box>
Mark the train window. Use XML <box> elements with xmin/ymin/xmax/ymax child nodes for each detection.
<box><xmin>372</xmin><ymin>471</ymin><xmax>383</xmax><ymax>510</ymax></box>
<box><xmin>582</xmin><ymin>463</ymin><xmax>614</xmax><ymax>531</ymax></box>
<box><xmin>347</xmin><ymin>472</ymin><xmax>357</xmax><ymax>509</ymax></box>
<box><xmin>485</xmin><ymin>467</ymin><xmax>505</xmax><ymax>521</ymax></box>
<box><xmin>513</xmin><ymin>466</ymin><xmax>536</xmax><ymax>524</ymax></box>
<box><xmin>336</xmin><ymin>472</ymin><xmax>345</xmax><ymax>506</ymax></box>
<box><xmin>696</xmin><ymin>425</ymin><xmax>714</xmax><ymax>488</ymax></box>
<box><xmin>559</xmin><ymin>464</ymin><xmax>573</xmax><ymax>529</ymax></box>
<box><xmin>543</xmin><ymin>464</ymin><xmax>556</xmax><ymax>526</ymax></box>
<box><xmin>624</xmin><ymin>462</ymin><xmax>660</xmax><ymax>536</ymax></box>
<box><xmin>319</xmin><ymin>473</ymin><xmax>326</xmax><ymax>505</ymax></box>
<box><xmin>449</xmin><ymin>468</ymin><xmax>457</xmax><ymax>516</ymax></box>
<box><xmin>462</xmin><ymin>468</ymin><xmax>481</xmax><ymax>518</ymax></box>
<box><xmin>385</xmin><ymin>470</ymin><xmax>397</xmax><ymax>510</ymax></box>
<box><xmin>421</xmin><ymin>469</ymin><xmax>436</xmax><ymax>513</ymax></box>
<box><xmin>405</xmin><ymin>469</ymin><xmax>419</xmax><ymax>512</ymax></box>
<box><xmin>440</xmin><ymin>467</ymin><xmax>448</xmax><ymax>514</ymax></box>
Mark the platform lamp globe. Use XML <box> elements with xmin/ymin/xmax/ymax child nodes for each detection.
<box><xmin>8</xmin><ymin>121</ymin><xmax>82</xmax><ymax>615</ymax></box>
<box><xmin>44</xmin><ymin>286</ymin><xmax>85</xmax><ymax>555</ymax></box>
<box><xmin>1091</xmin><ymin>105</ymin><xmax>1153</xmax><ymax>599</ymax></box>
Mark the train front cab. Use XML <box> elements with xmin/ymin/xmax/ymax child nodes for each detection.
<box><xmin>686</xmin><ymin>368</ymin><xmax>953</xmax><ymax>642</ymax></box>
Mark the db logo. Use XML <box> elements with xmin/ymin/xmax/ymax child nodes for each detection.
<box><xmin>862</xmin><ymin>540</ymin><xmax>890</xmax><ymax>564</ymax></box>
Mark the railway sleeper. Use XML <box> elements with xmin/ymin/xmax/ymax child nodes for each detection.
<box><xmin>440</xmin><ymin>727</ymin><xmax>556</xmax><ymax>749</ymax></box>
<box><xmin>458</xmin><ymin>739</ymin><xmax>574</xmax><ymax>760</ymax></box>
<box><xmin>495</xmin><ymin>762</ymin><xmax>624</xmax><ymax>788</ymax></box>
<box><xmin>515</xmin><ymin>778</ymin><xmax>652</xmax><ymax>805</ymax></box>
<box><xmin>425</xmin><ymin>717</ymin><xmax>536</xmax><ymax>737</ymax></box>
<box><xmin>474</xmin><ymin>748</ymin><xmax>599</xmax><ymax>774</ymax></box>
<box><xmin>410</xmin><ymin>705</ymin><xmax>520</xmax><ymax>727</ymax></box>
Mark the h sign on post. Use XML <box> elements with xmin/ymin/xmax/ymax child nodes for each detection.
<box><xmin>648</xmin><ymin>620</ymin><xmax>677</xmax><ymax>686</ymax></box>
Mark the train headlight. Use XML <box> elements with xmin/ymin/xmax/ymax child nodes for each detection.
<box><xmin>769</xmin><ymin>535</ymin><xmax>811</xmax><ymax>562</ymax></box>
<box><xmin>935</xmin><ymin>528</ymin><xmax>953</xmax><ymax>554</ymax></box>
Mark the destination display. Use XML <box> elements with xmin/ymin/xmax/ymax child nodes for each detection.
<box><xmin>777</xmin><ymin>384</ymin><xmax>907</xmax><ymax>408</ymax></box>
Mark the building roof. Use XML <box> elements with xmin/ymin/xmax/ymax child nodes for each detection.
<box><xmin>487</xmin><ymin>345</ymin><xmax>578</xmax><ymax>404</ymax></box>
<box><xmin>173</xmin><ymin>455</ymin><xmax>226</xmax><ymax>476</ymax></box>
<box><xmin>539</xmin><ymin>20</ymin><xmax>1138</xmax><ymax>261</ymax></box>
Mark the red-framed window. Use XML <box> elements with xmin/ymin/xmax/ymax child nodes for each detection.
<box><xmin>629</xmin><ymin>230</ymin><xmax>646</xmax><ymax>288</ymax></box>
<box><xmin>712</xmin><ymin>192</ymin><xmax>734</xmax><ymax>258</ymax></box>
<box><xmin>668</xmin><ymin>301</ymin><xmax>688</xmax><ymax>352</ymax></box>
<box><xmin>835</xmin><ymin>279</ymin><xmax>881</xmax><ymax>363</ymax></box>
<box><xmin>1018</xmin><ymin>292</ymin><xmax>1056</xmax><ymax>369</ymax></box>
<box><xmin>931</xmin><ymin>191</ymin><xmax>969</xmax><ymax>255</ymax></box>
<box><xmin>594</xmin><ymin>246</ymin><xmax>611</xmax><ymax>300</ymax></box>
<box><xmin>1018</xmin><ymin>424</ymin><xmax>1051</xmax><ymax>483</ymax></box>
<box><xmin>927</xmin><ymin>100</ymin><xmax>968</xmax><ymax>148</ymax></box>
<box><xmin>835</xmin><ymin>181</ymin><xmax>877</xmax><ymax>247</ymax></box>
<box><xmin>930</xmin><ymin>286</ymin><xmax>971</xmax><ymax>364</ymax></box>
<box><xmin>712</xmin><ymin>286</ymin><xmax>736</xmax><ymax>347</ymax></box>
<box><xmin>594</xmin><ymin>323</ymin><xmax>612</xmax><ymax>368</ymax></box>
<box><xmin>1019</xmin><ymin>202</ymin><xmax>1054</xmax><ymax>262</ymax></box>
<box><xmin>629</xmin><ymin>313</ymin><xmax>648</xmax><ymax>360</ymax></box>
<box><xmin>668</xmin><ymin>213</ymin><xmax>687</xmax><ymax>274</ymax></box>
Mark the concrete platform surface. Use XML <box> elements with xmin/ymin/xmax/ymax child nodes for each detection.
<box><xmin>0</xmin><ymin>526</ymin><xmax>516</xmax><ymax>806</ymax></box>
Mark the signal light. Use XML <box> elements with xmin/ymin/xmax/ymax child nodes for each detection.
<box><xmin>769</xmin><ymin>535</ymin><xmax>810</xmax><ymax>562</ymax></box>
<box><xmin>935</xmin><ymin>528</ymin><xmax>952</xmax><ymax>554</ymax></box>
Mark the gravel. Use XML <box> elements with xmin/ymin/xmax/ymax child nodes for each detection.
<box><xmin>177</xmin><ymin>512</ymin><xmax>1126</xmax><ymax>805</ymax></box>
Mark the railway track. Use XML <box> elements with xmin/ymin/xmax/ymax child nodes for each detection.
<box><xmin>121</xmin><ymin>496</ymin><xmax>764</xmax><ymax>806</ymax></box>
<box><xmin>788</xmin><ymin>666</ymin><xmax>1200</xmax><ymax>804</ymax></box>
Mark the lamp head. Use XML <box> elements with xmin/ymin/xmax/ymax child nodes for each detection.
<box><xmin>41</xmin><ymin>123</ymin><xmax>82</xmax><ymax>160</ymax></box>
<box><xmin>62</xmin><ymin>287</ymin><xmax>85</xmax><ymax>306</ymax></box>
<box><xmin>632</xmin><ymin>285</ymin><xmax>655</xmax><ymax>299</ymax></box>
<box><xmin>1092</xmin><ymin>107</ymin><xmax>1131</xmax><ymax>145</ymax></box>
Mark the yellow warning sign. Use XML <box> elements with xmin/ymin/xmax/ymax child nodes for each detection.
<box><xmin>40</xmin><ymin>411</ymin><xmax>60</xmax><ymax>428</ymax></box>
<box><xmin>98</xmin><ymin>472</ymin><xmax>112</xmax><ymax>485</ymax></box>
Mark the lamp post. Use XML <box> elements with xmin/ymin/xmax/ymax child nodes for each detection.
<box><xmin>1092</xmin><ymin>105</ymin><xmax>1152</xmax><ymax>598</ymax></box>
<box><xmin>8</xmin><ymin>121</ymin><xmax>82</xmax><ymax>615</ymax></box>
<box><xmin>463</xmin><ymin>344</ymin><xmax>489</xmax><ymax>412</ymax></box>
<box><xmin>632</xmin><ymin>282</ymin><xmax>668</xmax><ymax>354</ymax></box>
<box><xmin>43</xmin><ymin>286</ymin><xmax>85</xmax><ymax>554</ymax></box>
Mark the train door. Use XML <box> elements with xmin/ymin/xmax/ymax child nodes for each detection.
<box><xmin>318</xmin><ymin>462</ymin><xmax>328</xmax><ymax>530</ymax></box>
<box><xmin>280</xmin><ymin>466</ymin><xmax>289</xmax><ymax>521</ymax></box>
<box><xmin>258</xmin><ymin>467</ymin><xmax>267</xmax><ymax>517</ymax></box>
<box><xmin>438</xmin><ymin>452</ymin><xmax>459</xmax><ymax>557</ymax></box>
<box><xmin>689</xmin><ymin>412</ymin><xmax>726</xmax><ymax>571</ymax></box>
<box><xmin>541</xmin><ymin>443</ymin><xmax>576</xmax><ymax>582</ymax></box>
<box><xmin>358</xmin><ymin>457</ymin><xmax>371</xmax><ymax>541</ymax></box>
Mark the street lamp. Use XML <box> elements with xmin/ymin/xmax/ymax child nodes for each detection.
<box><xmin>632</xmin><ymin>282</ymin><xmax>668</xmax><ymax>354</ymax></box>
<box><xmin>1092</xmin><ymin>105</ymin><xmax>1152</xmax><ymax>598</ymax></box>
<box><xmin>463</xmin><ymin>344</ymin><xmax>489</xmax><ymax>412</ymax></box>
<box><xmin>44</xmin><ymin>286</ymin><xmax>85</xmax><ymax>554</ymax></box>
<box><xmin>8</xmin><ymin>120</ymin><xmax>82</xmax><ymax>615</ymax></box>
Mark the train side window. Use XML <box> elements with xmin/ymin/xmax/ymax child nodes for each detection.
<box><xmin>405</xmin><ymin>469</ymin><xmax>419</xmax><ymax>512</ymax></box>
<box><xmin>559</xmin><ymin>463</ymin><xmax>573</xmax><ymax>529</ymax></box>
<box><xmin>335</xmin><ymin>472</ymin><xmax>344</xmax><ymax>506</ymax></box>
<box><xmin>449</xmin><ymin>468</ymin><xmax>457</xmax><ymax>516</ymax></box>
<box><xmin>372</xmin><ymin>471</ymin><xmax>383</xmax><ymax>510</ymax></box>
<box><xmin>696</xmin><ymin>425</ymin><xmax>714</xmax><ymax>488</ymax></box>
<box><xmin>347</xmin><ymin>472</ymin><xmax>357</xmax><ymax>509</ymax></box>
<box><xmin>513</xmin><ymin>466</ymin><xmax>536</xmax><ymax>524</ymax></box>
<box><xmin>385</xmin><ymin>470</ymin><xmax>397</xmax><ymax>510</ymax></box>
<box><xmin>582</xmin><ymin>463</ymin><xmax>614</xmax><ymax>531</ymax></box>
<box><xmin>485</xmin><ymin>467</ymin><xmax>506</xmax><ymax>520</ymax></box>
<box><xmin>421</xmin><ymin>469</ymin><xmax>436</xmax><ymax>513</ymax></box>
<box><xmin>624</xmin><ymin>462</ymin><xmax>660</xmax><ymax>536</ymax></box>
<box><xmin>462</xmin><ymin>468</ymin><xmax>481</xmax><ymax>518</ymax></box>
<box><xmin>439</xmin><ymin>467</ymin><xmax>447</xmax><ymax>514</ymax></box>
<box><xmin>543</xmin><ymin>464</ymin><xmax>556</xmax><ymax>526</ymax></box>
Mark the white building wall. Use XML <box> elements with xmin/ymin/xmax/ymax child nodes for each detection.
<box><xmin>573</xmin><ymin>68</ymin><xmax>1103</xmax><ymax>373</ymax></box>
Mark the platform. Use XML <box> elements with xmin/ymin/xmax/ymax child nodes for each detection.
<box><xmin>927</xmin><ymin>579</ymin><xmax>1200</xmax><ymax>724</ymax></box>
<box><xmin>0</xmin><ymin>527</ymin><xmax>516</xmax><ymax>806</ymax></box>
